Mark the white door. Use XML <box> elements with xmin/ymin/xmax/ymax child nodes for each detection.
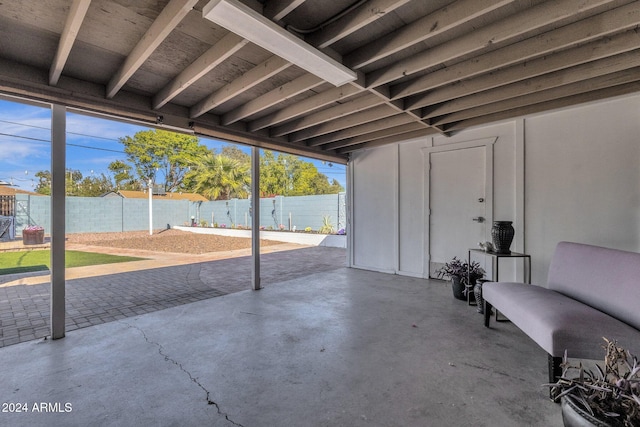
<box><xmin>429</xmin><ymin>146</ymin><xmax>487</xmax><ymax>277</ymax></box>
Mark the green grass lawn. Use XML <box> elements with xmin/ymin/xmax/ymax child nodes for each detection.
<box><xmin>0</xmin><ymin>250</ymin><xmax>146</xmax><ymax>276</ymax></box>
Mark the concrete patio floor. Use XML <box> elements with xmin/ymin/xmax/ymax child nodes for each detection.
<box><xmin>0</xmin><ymin>267</ymin><xmax>563</xmax><ymax>426</ymax></box>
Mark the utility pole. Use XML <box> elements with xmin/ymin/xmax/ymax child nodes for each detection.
<box><xmin>148</xmin><ymin>176</ymin><xmax>153</xmax><ymax>235</ymax></box>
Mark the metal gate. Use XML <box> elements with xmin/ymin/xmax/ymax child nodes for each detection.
<box><xmin>0</xmin><ymin>195</ymin><xmax>16</xmax><ymax>241</ymax></box>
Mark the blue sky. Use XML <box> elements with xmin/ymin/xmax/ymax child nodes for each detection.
<box><xmin>0</xmin><ymin>98</ymin><xmax>346</xmax><ymax>192</ymax></box>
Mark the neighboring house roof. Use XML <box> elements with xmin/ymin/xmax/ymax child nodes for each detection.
<box><xmin>0</xmin><ymin>186</ymin><xmax>41</xmax><ymax>196</ymax></box>
<box><xmin>114</xmin><ymin>190</ymin><xmax>208</xmax><ymax>202</ymax></box>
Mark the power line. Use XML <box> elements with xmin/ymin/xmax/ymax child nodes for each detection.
<box><xmin>0</xmin><ymin>132</ymin><xmax>125</xmax><ymax>154</ymax></box>
<box><xmin>0</xmin><ymin>118</ymin><xmax>123</xmax><ymax>142</ymax></box>
<box><xmin>67</xmin><ymin>143</ymin><xmax>124</xmax><ymax>154</ymax></box>
<box><xmin>0</xmin><ymin>132</ymin><xmax>49</xmax><ymax>143</ymax></box>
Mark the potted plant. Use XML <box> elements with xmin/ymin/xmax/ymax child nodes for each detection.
<box><xmin>545</xmin><ymin>338</ymin><xmax>640</xmax><ymax>426</ymax></box>
<box><xmin>22</xmin><ymin>225</ymin><xmax>45</xmax><ymax>245</ymax></box>
<box><xmin>436</xmin><ymin>257</ymin><xmax>485</xmax><ymax>301</ymax></box>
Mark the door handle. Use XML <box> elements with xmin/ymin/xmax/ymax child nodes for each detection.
<box><xmin>472</xmin><ymin>217</ymin><xmax>485</xmax><ymax>223</ymax></box>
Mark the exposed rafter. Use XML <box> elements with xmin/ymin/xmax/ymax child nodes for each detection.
<box><xmin>431</xmin><ymin>68</ymin><xmax>640</xmax><ymax>126</ymax></box>
<box><xmin>366</xmin><ymin>0</ymin><xmax>620</xmax><ymax>87</ymax></box>
<box><xmin>307</xmin><ymin>0</ymin><xmax>412</xmax><ymax>49</ymax></box>
<box><xmin>190</xmin><ymin>56</ymin><xmax>292</xmax><ymax>118</ymax></box>
<box><xmin>153</xmin><ymin>33</ymin><xmax>248</xmax><ymax>109</ymax></box>
<box><xmin>106</xmin><ymin>0</ymin><xmax>199</xmax><ymax>99</ymax></box>
<box><xmin>249</xmin><ymin>83</ymin><xmax>363</xmax><ymax>132</ymax></box>
<box><xmin>49</xmin><ymin>0</ymin><xmax>92</xmax><ymax>86</ymax></box>
<box><xmin>270</xmin><ymin>93</ymin><xmax>383</xmax><ymax>137</ymax></box>
<box><xmin>264</xmin><ymin>0</ymin><xmax>306</xmax><ymax>21</ymax></box>
<box><xmin>408</xmin><ymin>28</ymin><xmax>640</xmax><ymax>111</ymax></box>
<box><xmin>306</xmin><ymin>114</ymin><xmax>415</xmax><ymax>147</ymax></box>
<box><xmin>421</xmin><ymin>48</ymin><xmax>640</xmax><ymax>119</ymax></box>
<box><xmin>222</xmin><ymin>74</ymin><xmax>324</xmax><ymax>125</ymax></box>
<box><xmin>391</xmin><ymin>2</ymin><xmax>640</xmax><ymax>100</ymax></box>
<box><xmin>345</xmin><ymin>0</ymin><xmax>517</xmax><ymax>70</ymax></box>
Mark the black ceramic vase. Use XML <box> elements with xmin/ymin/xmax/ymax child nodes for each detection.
<box><xmin>491</xmin><ymin>221</ymin><xmax>514</xmax><ymax>254</ymax></box>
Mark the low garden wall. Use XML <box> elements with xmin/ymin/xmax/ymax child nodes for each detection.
<box><xmin>173</xmin><ymin>225</ymin><xmax>347</xmax><ymax>248</ymax></box>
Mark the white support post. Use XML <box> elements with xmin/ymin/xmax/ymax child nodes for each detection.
<box><xmin>251</xmin><ymin>146</ymin><xmax>261</xmax><ymax>290</ymax></box>
<box><xmin>50</xmin><ymin>104</ymin><xmax>66</xmax><ymax>340</ymax></box>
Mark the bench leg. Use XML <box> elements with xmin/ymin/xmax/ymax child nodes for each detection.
<box><xmin>548</xmin><ymin>354</ymin><xmax>563</xmax><ymax>402</ymax></box>
<box><xmin>484</xmin><ymin>301</ymin><xmax>492</xmax><ymax>327</ymax></box>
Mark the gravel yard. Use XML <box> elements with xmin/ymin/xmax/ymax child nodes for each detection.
<box><xmin>65</xmin><ymin>229</ymin><xmax>284</xmax><ymax>254</ymax></box>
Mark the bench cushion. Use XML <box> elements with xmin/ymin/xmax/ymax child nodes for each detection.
<box><xmin>482</xmin><ymin>281</ymin><xmax>640</xmax><ymax>358</ymax></box>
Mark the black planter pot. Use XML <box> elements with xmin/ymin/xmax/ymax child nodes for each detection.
<box><xmin>561</xmin><ymin>395</ymin><xmax>619</xmax><ymax>427</ymax></box>
<box><xmin>491</xmin><ymin>221</ymin><xmax>515</xmax><ymax>254</ymax></box>
<box><xmin>451</xmin><ymin>276</ymin><xmax>478</xmax><ymax>302</ymax></box>
<box><xmin>451</xmin><ymin>276</ymin><xmax>466</xmax><ymax>300</ymax></box>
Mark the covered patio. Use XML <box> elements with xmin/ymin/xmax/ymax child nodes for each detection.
<box><xmin>1</xmin><ymin>0</ymin><xmax>639</xmax><ymax>425</ymax></box>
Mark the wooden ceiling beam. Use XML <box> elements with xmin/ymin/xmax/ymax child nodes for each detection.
<box><xmin>49</xmin><ymin>0</ymin><xmax>92</xmax><ymax>86</ymax></box>
<box><xmin>345</xmin><ymin>0</ymin><xmax>516</xmax><ymax>70</ymax></box>
<box><xmin>153</xmin><ymin>33</ymin><xmax>248</xmax><ymax>109</ymax></box>
<box><xmin>422</xmin><ymin>49</ymin><xmax>640</xmax><ymax>119</ymax></box>
<box><xmin>190</xmin><ymin>56</ymin><xmax>292</xmax><ymax>118</ymax></box>
<box><xmin>445</xmin><ymin>80</ymin><xmax>640</xmax><ymax>132</ymax></box>
<box><xmin>288</xmin><ymin>104</ymin><xmax>398</xmax><ymax>142</ymax></box>
<box><xmin>222</xmin><ymin>73</ymin><xmax>324</xmax><ymax>125</ymax></box>
<box><xmin>307</xmin><ymin>114</ymin><xmax>415</xmax><ymax>146</ymax></box>
<box><xmin>337</xmin><ymin>128</ymin><xmax>438</xmax><ymax>154</ymax></box>
<box><xmin>307</xmin><ymin>0</ymin><xmax>412</xmax><ymax>49</ymax></box>
<box><xmin>431</xmin><ymin>67</ymin><xmax>640</xmax><ymax>126</ymax></box>
<box><xmin>390</xmin><ymin>2</ymin><xmax>640</xmax><ymax>100</ymax></box>
<box><xmin>248</xmin><ymin>83</ymin><xmax>362</xmax><ymax>131</ymax></box>
<box><xmin>270</xmin><ymin>93</ymin><xmax>383</xmax><ymax>137</ymax></box>
<box><xmin>106</xmin><ymin>0</ymin><xmax>198</xmax><ymax>99</ymax></box>
<box><xmin>265</xmin><ymin>0</ymin><xmax>306</xmax><ymax>21</ymax></box>
<box><xmin>321</xmin><ymin>121</ymin><xmax>426</xmax><ymax>150</ymax></box>
<box><xmin>407</xmin><ymin>28</ymin><xmax>640</xmax><ymax>110</ymax></box>
<box><xmin>366</xmin><ymin>0</ymin><xmax>619</xmax><ymax>87</ymax></box>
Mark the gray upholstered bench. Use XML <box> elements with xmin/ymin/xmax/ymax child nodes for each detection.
<box><xmin>482</xmin><ymin>241</ymin><xmax>640</xmax><ymax>390</ymax></box>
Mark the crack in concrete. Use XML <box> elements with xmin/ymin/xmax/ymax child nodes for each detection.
<box><xmin>121</xmin><ymin>321</ymin><xmax>244</xmax><ymax>427</ymax></box>
<box><xmin>461</xmin><ymin>361</ymin><xmax>526</xmax><ymax>381</ymax></box>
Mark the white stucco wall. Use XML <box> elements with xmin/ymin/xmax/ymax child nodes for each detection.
<box><xmin>524</xmin><ymin>94</ymin><xmax>640</xmax><ymax>282</ymax></box>
<box><xmin>351</xmin><ymin>92</ymin><xmax>640</xmax><ymax>283</ymax></box>
<box><xmin>351</xmin><ymin>145</ymin><xmax>397</xmax><ymax>273</ymax></box>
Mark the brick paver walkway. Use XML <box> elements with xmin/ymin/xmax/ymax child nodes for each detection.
<box><xmin>0</xmin><ymin>245</ymin><xmax>346</xmax><ymax>348</ymax></box>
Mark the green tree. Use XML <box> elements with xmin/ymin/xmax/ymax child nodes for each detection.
<box><xmin>258</xmin><ymin>150</ymin><xmax>344</xmax><ymax>196</ymax></box>
<box><xmin>34</xmin><ymin>170</ymin><xmax>51</xmax><ymax>195</ymax></box>
<box><xmin>110</xmin><ymin>129</ymin><xmax>209</xmax><ymax>192</ymax></box>
<box><xmin>221</xmin><ymin>145</ymin><xmax>250</xmax><ymax>164</ymax></box>
<box><xmin>33</xmin><ymin>169</ymin><xmax>115</xmax><ymax>196</ymax></box>
<box><xmin>193</xmin><ymin>153</ymin><xmax>251</xmax><ymax>200</ymax></box>
<box><xmin>76</xmin><ymin>173</ymin><xmax>115</xmax><ymax>196</ymax></box>
<box><xmin>108</xmin><ymin>160</ymin><xmax>140</xmax><ymax>191</ymax></box>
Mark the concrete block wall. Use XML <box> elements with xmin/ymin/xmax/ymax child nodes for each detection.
<box><xmin>13</xmin><ymin>193</ymin><xmax>346</xmax><ymax>234</ymax></box>
<box><xmin>197</xmin><ymin>194</ymin><xmax>346</xmax><ymax>231</ymax></box>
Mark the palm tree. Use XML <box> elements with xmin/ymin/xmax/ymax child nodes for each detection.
<box><xmin>193</xmin><ymin>153</ymin><xmax>250</xmax><ymax>200</ymax></box>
